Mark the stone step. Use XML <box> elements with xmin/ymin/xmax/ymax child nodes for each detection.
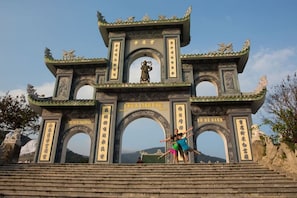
<box><xmin>1</xmin><ymin>187</ymin><xmax>297</xmax><ymax>198</ymax></box>
<box><xmin>0</xmin><ymin>166</ymin><xmax>276</xmax><ymax>176</ymax></box>
<box><xmin>0</xmin><ymin>163</ymin><xmax>296</xmax><ymax>197</ymax></box>
<box><xmin>1</xmin><ymin>180</ymin><xmax>297</xmax><ymax>189</ymax></box>
<box><xmin>0</xmin><ymin>174</ymin><xmax>290</xmax><ymax>180</ymax></box>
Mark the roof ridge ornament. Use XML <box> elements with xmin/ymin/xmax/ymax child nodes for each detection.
<box><xmin>44</xmin><ymin>47</ymin><xmax>54</xmax><ymax>60</ymax></box>
<box><xmin>184</xmin><ymin>6</ymin><xmax>192</xmax><ymax>18</ymax></box>
<box><xmin>97</xmin><ymin>11</ymin><xmax>107</xmax><ymax>23</ymax></box>
<box><xmin>127</xmin><ymin>16</ymin><xmax>135</xmax><ymax>22</ymax></box>
<box><xmin>242</xmin><ymin>39</ymin><xmax>251</xmax><ymax>51</ymax></box>
<box><xmin>98</xmin><ymin>6</ymin><xmax>191</xmax><ymax>24</ymax></box>
<box><xmin>158</xmin><ymin>15</ymin><xmax>166</xmax><ymax>20</ymax></box>
<box><xmin>217</xmin><ymin>43</ymin><xmax>233</xmax><ymax>53</ymax></box>
<box><xmin>27</xmin><ymin>84</ymin><xmax>45</xmax><ymax>99</ymax></box>
<box><xmin>254</xmin><ymin>75</ymin><xmax>268</xmax><ymax>94</ymax></box>
<box><xmin>142</xmin><ymin>14</ymin><xmax>150</xmax><ymax>21</ymax></box>
<box><xmin>62</xmin><ymin>50</ymin><xmax>76</xmax><ymax>60</ymax></box>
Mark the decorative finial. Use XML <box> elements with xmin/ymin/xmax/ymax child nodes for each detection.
<box><xmin>184</xmin><ymin>6</ymin><xmax>192</xmax><ymax>18</ymax></box>
<box><xmin>254</xmin><ymin>76</ymin><xmax>268</xmax><ymax>93</ymax></box>
<box><xmin>217</xmin><ymin>43</ymin><xmax>233</xmax><ymax>53</ymax></box>
<box><xmin>27</xmin><ymin>84</ymin><xmax>38</xmax><ymax>98</ymax></box>
<box><xmin>142</xmin><ymin>14</ymin><xmax>150</xmax><ymax>21</ymax></box>
<box><xmin>115</xmin><ymin>18</ymin><xmax>123</xmax><ymax>23</ymax></box>
<box><xmin>243</xmin><ymin>39</ymin><xmax>251</xmax><ymax>50</ymax></box>
<box><xmin>62</xmin><ymin>50</ymin><xmax>76</xmax><ymax>60</ymax></box>
<box><xmin>44</xmin><ymin>47</ymin><xmax>53</xmax><ymax>60</ymax></box>
<box><xmin>97</xmin><ymin>11</ymin><xmax>107</xmax><ymax>23</ymax></box>
<box><xmin>158</xmin><ymin>15</ymin><xmax>166</xmax><ymax>20</ymax></box>
<box><xmin>127</xmin><ymin>16</ymin><xmax>135</xmax><ymax>22</ymax></box>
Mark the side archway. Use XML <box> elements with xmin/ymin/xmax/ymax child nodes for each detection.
<box><xmin>196</xmin><ymin>81</ymin><xmax>217</xmax><ymax>96</ymax></box>
<box><xmin>114</xmin><ymin>110</ymin><xmax>170</xmax><ymax>163</ymax></box>
<box><xmin>73</xmin><ymin>79</ymin><xmax>95</xmax><ymax>99</ymax></box>
<box><xmin>195</xmin><ymin>124</ymin><xmax>232</xmax><ymax>163</ymax></box>
<box><xmin>60</xmin><ymin>125</ymin><xmax>93</xmax><ymax>163</ymax></box>
<box><xmin>195</xmin><ymin>75</ymin><xmax>221</xmax><ymax>96</ymax></box>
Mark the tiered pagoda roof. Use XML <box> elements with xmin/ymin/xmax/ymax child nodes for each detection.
<box><xmin>29</xmin><ymin>8</ymin><xmax>266</xmax><ymax>114</ymax></box>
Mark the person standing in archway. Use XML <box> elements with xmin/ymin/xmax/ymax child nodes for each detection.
<box><xmin>176</xmin><ymin>132</ymin><xmax>201</xmax><ymax>163</ymax></box>
<box><xmin>158</xmin><ymin>135</ymin><xmax>179</xmax><ymax>163</ymax></box>
<box><xmin>160</xmin><ymin>126</ymin><xmax>193</xmax><ymax>163</ymax></box>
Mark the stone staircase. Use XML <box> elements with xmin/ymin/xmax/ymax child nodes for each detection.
<box><xmin>0</xmin><ymin>163</ymin><xmax>297</xmax><ymax>197</ymax></box>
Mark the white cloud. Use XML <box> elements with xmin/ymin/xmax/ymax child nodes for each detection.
<box><xmin>34</xmin><ymin>82</ymin><xmax>55</xmax><ymax>97</ymax></box>
<box><xmin>239</xmin><ymin>47</ymin><xmax>297</xmax><ymax>92</ymax></box>
<box><xmin>0</xmin><ymin>82</ymin><xmax>55</xmax><ymax>98</ymax></box>
<box><xmin>251</xmin><ymin>48</ymin><xmax>295</xmax><ymax>72</ymax></box>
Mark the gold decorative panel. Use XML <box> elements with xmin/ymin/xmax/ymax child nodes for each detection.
<box><xmin>120</xmin><ymin>102</ymin><xmax>167</xmax><ymax>112</ymax></box>
<box><xmin>110</xmin><ymin>41</ymin><xmax>121</xmax><ymax>80</ymax></box>
<box><xmin>174</xmin><ymin>103</ymin><xmax>187</xmax><ymax>132</ymax></box>
<box><xmin>167</xmin><ymin>38</ymin><xmax>177</xmax><ymax>78</ymax></box>
<box><xmin>174</xmin><ymin>103</ymin><xmax>187</xmax><ymax>161</ymax></box>
<box><xmin>234</xmin><ymin>117</ymin><xmax>252</xmax><ymax>161</ymax></box>
<box><xmin>97</xmin><ymin>105</ymin><xmax>112</xmax><ymax>162</ymax></box>
<box><xmin>39</xmin><ymin>121</ymin><xmax>56</xmax><ymax>162</ymax></box>
<box><xmin>198</xmin><ymin>116</ymin><xmax>224</xmax><ymax>123</ymax></box>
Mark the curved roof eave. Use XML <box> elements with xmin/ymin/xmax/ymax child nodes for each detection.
<box><xmin>181</xmin><ymin>43</ymin><xmax>250</xmax><ymax>73</ymax></box>
<box><xmin>190</xmin><ymin>88</ymin><xmax>266</xmax><ymax>114</ymax></box>
<box><xmin>98</xmin><ymin>16</ymin><xmax>190</xmax><ymax>47</ymax></box>
<box><xmin>28</xmin><ymin>95</ymin><xmax>96</xmax><ymax>111</ymax></box>
<box><xmin>44</xmin><ymin>58</ymin><xmax>108</xmax><ymax>76</ymax></box>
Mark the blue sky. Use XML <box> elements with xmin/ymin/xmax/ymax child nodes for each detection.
<box><xmin>1</xmin><ymin>1</ymin><xmax>297</xmax><ymax>159</ymax></box>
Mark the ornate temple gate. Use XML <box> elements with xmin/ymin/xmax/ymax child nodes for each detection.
<box><xmin>28</xmin><ymin>7</ymin><xmax>266</xmax><ymax>164</ymax></box>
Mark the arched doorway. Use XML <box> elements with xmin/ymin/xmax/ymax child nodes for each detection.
<box><xmin>60</xmin><ymin>125</ymin><xmax>93</xmax><ymax>163</ymax></box>
<box><xmin>76</xmin><ymin>85</ymin><xmax>94</xmax><ymax>99</ymax></box>
<box><xmin>121</xmin><ymin>117</ymin><xmax>165</xmax><ymax>163</ymax></box>
<box><xmin>196</xmin><ymin>131</ymin><xmax>226</xmax><ymax>163</ymax></box>
<box><xmin>114</xmin><ymin>110</ymin><xmax>170</xmax><ymax>163</ymax></box>
<box><xmin>129</xmin><ymin>57</ymin><xmax>161</xmax><ymax>83</ymax></box>
<box><xmin>65</xmin><ymin>132</ymin><xmax>91</xmax><ymax>163</ymax></box>
<box><xmin>196</xmin><ymin>124</ymin><xmax>230</xmax><ymax>163</ymax></box>
<box><xmin>196</xmin><ymin>81</ymin><xmax>217</xmax><ymax>96</ymax></box>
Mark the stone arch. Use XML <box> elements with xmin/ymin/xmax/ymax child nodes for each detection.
<box><xmin>195</xmin><ymin>124</ymin><xmax>232</xmax><ymax>163</ymax></box>
<box><xmin>60</xmin><ymin>125</ymin><xmax>93</xmax><ymax>163</ymax></box>
<box><xmin>72</xmin><ymin>78</ymin><xmax>95</xmax><ymax>99</ymax></box>
<box><xmin>124</xmin><ymin>48</ymin><xmax>163</xmax><ymax>83</ymax></box>
<box><xmin>195</xmin><ymin>74</ymin><xmax>220</xmax><ymax>95</ymax></box>
<box><xmin>113</xmin><ymin>109</ymin><xmax>170</xmax><ymax>163</ymax></box>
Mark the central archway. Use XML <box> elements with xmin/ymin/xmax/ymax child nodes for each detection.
<box><xmin>114</xmin><ymin>110</ymin><xmax>170</xmax><ymax>163</ymax></box>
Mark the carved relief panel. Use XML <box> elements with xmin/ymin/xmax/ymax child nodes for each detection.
<box><xmin>55</xmin><ymin>76</ymin><xmax>71</xmax><ymax>100</ymax></box>
<box><xmin>219</xmin><ymin>63</ymin><xmax>240</xmax><ymax>94</ymax></box>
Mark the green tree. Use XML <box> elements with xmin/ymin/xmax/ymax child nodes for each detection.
<box><xmin>0</xmin><ymin>93</ymin><xmax>39</xmax><ymax>143</ymax></box>
<box><xmin>263</xmin><ymin>72</ymin><xmax>297</xmax><ymax>149</ymax></box>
